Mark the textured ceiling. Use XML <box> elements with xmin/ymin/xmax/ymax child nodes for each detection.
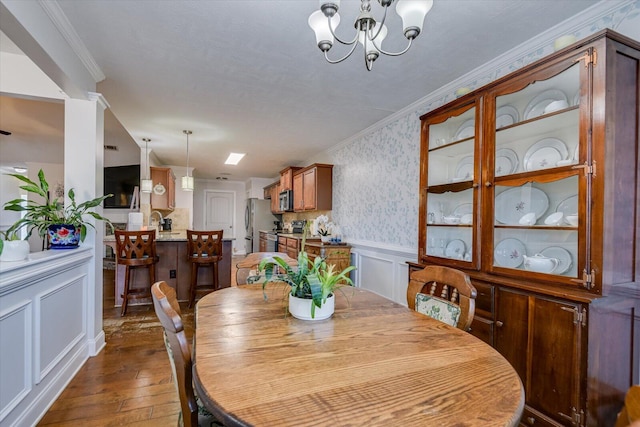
<box><xmin>6</xmin><ymin>0</ymin><xmax>601</xmax><ymax>180</ymax></box>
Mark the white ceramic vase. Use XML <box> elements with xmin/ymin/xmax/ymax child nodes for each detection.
<box><xmin>288</xmin><ymin>294</ymin><xmax>334</xmax><ymax>320</ymax></box>
<box><xmin>320</xmin><ymin>235</ymin><xmax>331</xmax><ymax>243</ymax></box>
<box><xmin>0</xmin><ymin>240</ymin><xmax>30</xmax><ymax>262</ymax></box>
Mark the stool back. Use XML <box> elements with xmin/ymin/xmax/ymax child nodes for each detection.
<box><xmin>115</xmin><ymin>230</ymin><xmax>157</xmax><ymax>267</ymax></box>
<box><xmin>187</xmin><ymin>230</ymin><xmax>223</xmax><ymax>263</ymax></box>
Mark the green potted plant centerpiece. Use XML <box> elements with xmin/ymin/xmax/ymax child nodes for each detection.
<box><xmin>259</xmin><ymin>226</ymin><xmax>355</xmax><ymax>320</ymax></box>
<box><xmin>0</xmin><ymin>227</ymin><xmax>29</xmax><ymax>262</ymax></box>
<box><xmin>3</xmin><ymin>169</ymin><xmax>113</xmax><ymax>250</ymax></box>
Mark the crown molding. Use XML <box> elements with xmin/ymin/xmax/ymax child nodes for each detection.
<box><xmin>328</xmin><ymin>0</ymin><xmax>636</xmax><ymax>155</ymax></box>
<box><xmin>88</xmin><ymin>92</ymin><xmax>109</xmax><ymax>110</ymax></box>
<box><xmin>37</xmin><ymin>0</ymin><xmax>105</xmax><ymax>83</ymax></box>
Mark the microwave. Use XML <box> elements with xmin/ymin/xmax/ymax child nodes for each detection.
<box><xmin>279</xmin><ymin>190</ymin><xmax>293</xmax><ymax>212</ymax></box>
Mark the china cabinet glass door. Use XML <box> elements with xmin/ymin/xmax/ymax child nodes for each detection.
<box><xmin>486</xmin><ymin>59</ymin><xmax>586</xmax><ymax>284</ymax></box>
<box><xmin>422</xmin><ymin>100</ymin><xmax>479</xmax><ymax>268</ymax></box>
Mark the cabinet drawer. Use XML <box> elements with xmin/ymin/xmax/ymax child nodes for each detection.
<box><xmin>469</xmin><ymin>316</ymin><xmax>493</xmax><ymax>346</ymax></box>
<box><xmin>472</xmin><ymin>281</ymin><xmax>494</xmax><ymax>317</ymax></box>
<box><xmin>306</xmin><ymin>246</ymin><xmax>321</xmax><ymax>256</ymax></box>
<box><xmin>286</xmin><ymin>238</ymin><xmax>298</xmax><ymax>249</ymax></box>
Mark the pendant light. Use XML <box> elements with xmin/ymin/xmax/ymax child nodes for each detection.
<box><xmin>141</xmin><ymin>138</ymin><xmax>153</xmax><ymax>193</ymax></box>
<box><xmin>181</xmin><ymin>130</ymin><xmax>194</xmax><ymax>191</ymax></box>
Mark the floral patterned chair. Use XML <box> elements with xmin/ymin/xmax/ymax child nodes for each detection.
<box><xmin>407</xmin><ymin>265</ymin><xmax>477</xmax><ymax>331</ymax></box>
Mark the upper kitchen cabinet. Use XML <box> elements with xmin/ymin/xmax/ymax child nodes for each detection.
<box><xmin>293</xmin><ymin>164</ymin><xmax>333</xmax><ymax>212</ymax></box>
<box><xmin>150</xmin><ymin>166</ymin><xmax>175</xmax><ymax>211</ymax></box>
<box><xmin>279</xmin><ymin>166</ymin><xmax>302</xmax><ymax>191</ymax></box>
<box><xmin>415</xmin><ymin>30</ymin><xmax>640</xmax><ymax>426</ymax></box>
<box><xmin>263</xmin><ymin>181</ymin><xmax>282</xmax><ymax>214</ymax></box>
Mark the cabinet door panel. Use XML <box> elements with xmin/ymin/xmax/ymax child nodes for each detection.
<box><xmin>293</xmin><ymin>173</ymin><xmax>303</xmax><ymax>211</ymax></box>
<box><xmin>528</xmin><ymin>297</ymin><xmax>582</xmax><ymax>423</ymax></box>
<box><xmin>303</xmin><ymin>169</ymin><xmax>316</xmax><ymax>210</ymax></box>
<box><xmin>495</xmin><ymin>288</ymin><xmax>529</xmax><ymax>384</ymax></box>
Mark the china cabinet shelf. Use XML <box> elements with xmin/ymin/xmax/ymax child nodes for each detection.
<box><xmin>412</xmin><ymin>30</ymin><xmax>640</xmax><ymax>427</ymax></box>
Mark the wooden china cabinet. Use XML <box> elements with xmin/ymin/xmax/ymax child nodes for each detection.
<box><xmin>409</xmin><ymin>30</ymin><xmax>640</xmax><ymax>427</ymax></box>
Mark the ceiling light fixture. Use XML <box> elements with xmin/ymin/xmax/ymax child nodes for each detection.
<box><xmin>182</xmin><ymin>130</ymin><xmax>194</xmax><ymax>191</ymax></box>
<box><xmin>224</xmin><ymin>153</ymin><xmax>245</xmax><ymax>165</ymax></box>
<box><xmin>141</xmin><ymin>138</ymin><xmax>153</xmax><ymax>193</ymax></box>
<box><xmin>308</xmin><ymin>0</ymin><xmax>433</xmax><ymax>71</ymax></box>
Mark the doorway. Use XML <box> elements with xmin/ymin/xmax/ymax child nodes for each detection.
<box><xmin>204</xmin><ymin>190</ymin><xmax>235</xmax><ymax>238</ymax></box>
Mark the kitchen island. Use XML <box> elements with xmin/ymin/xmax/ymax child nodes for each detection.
<box><xmin>104</xmin><ymin>231</ymin><xmax>233</xmax><ymax>306</ymax></box>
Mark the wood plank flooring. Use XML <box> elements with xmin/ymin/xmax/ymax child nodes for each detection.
<box><xmin>38</xmin><ymin>258</ymin><xmax>242</xmax><ymax>426</ymax></box>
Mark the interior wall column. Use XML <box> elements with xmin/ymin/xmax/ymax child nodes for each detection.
<box><xmin>64</xmin><ymin>93</ymin><xmax>108</xmax><ymax>356</ymax></box>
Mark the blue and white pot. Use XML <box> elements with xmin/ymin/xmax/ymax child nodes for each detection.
<box><xmin>47</xmin><ymin>224</ymin><xmax>81</xmax><ymax>249</ymax></box>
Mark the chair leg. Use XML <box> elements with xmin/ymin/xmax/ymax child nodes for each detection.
<box><xmin>213</xmin><ymin>261</ymin><xmax>219</xmax><ymax>290</ymax></box>
<box><xmin>121</xmin><ymin>266</ymin><xmax>130</xmax><ymax>316</ymax></box>
<box><xmin>189</xmin><ymin>263</ymin><xmax>198</xmax><ymax>308</ymax></box>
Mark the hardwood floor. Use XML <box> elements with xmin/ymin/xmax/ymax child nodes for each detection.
<box><xmin>38</xmin><ymin>258</ymin><xmax>242</xmax><ymax>426</ymax></box>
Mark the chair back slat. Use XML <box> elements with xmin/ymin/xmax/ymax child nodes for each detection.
<box><xmin>187</xmin><ymin>230</ymin><xmax>223</xmax><ymax>261</ymax></box>
<box><xmin>151</xmin><ymin>281</ymin><xmax>198</xmax><ymax>427</ymax></box>
<box><xmin>115</xmin><ymin>230</ymin><xmax>157</xmax><ymax>266</ymax></box>
<box><xmin>407</xmin><ymin>266</ymin><xmax>477</xmax><ymax>331</ymax></box>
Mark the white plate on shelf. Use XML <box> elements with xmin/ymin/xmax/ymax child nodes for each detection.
<box><xmin>445</xmin><ymin>239</ymin><xmax>466</xmax><ymax>259</ymax></box>
<box><xmin>453</xmin><ymin>119</ymin><xmax>475</xmax><ymax>140</ymax></box>
<box><xmin>494</xmin><ymin>238</ymin><xmax>527</xmax><ymax>268</ymax></box>
<box><xmin>574</xmin><ymin>143</ymin><xmax>579</xmax><ymax>161</ymax></box>
<box><xmin>496</xmin><ymin>105</ymin><xmax>519</xmax><ymax>129</ymax></box>
<box><xmin>495</xmin><ymin>148</ymin><xmax>519</xmax><ymax>176</ymax></box>
<box><xmin>460</xmin><ymin>213</ymin><xmax>473</xmax><ymax>225</ymax></box>
<box><xmin>556</xmin><ymin>194</ymin><xmax>578</xmax><ymax>216</ymax></box>
<box><xmin>523</xmin><ymin>89</ymin><xmax>568</xmax><ymax>120</ymax></box>
<box><xmin>454</xmin><ymin>156</ymin><xmax>474</xmax><ymax>181</ymax></box>
<box><xmin>523</xmin><ymin>138</ymin><xmax>569</xmax><ymax>171</ymax></box>
<box><xmin>495</xmin><ymin>186</ymin><xmax>549</xmax><ymax>225</ymax></box>
<box><xmin>539</xmin><ymin>246</ymin><xmax>573</xmax><ymax>274</ymax></box>
<box><xmin>452</xmin><ymin>203</ymin><xmax>473</xmax><ymax>216</ymax></box>
<box><xmin>573</xmin><ymin>89</ymin><xmax>580</xmax><ymax>106</ymax></box>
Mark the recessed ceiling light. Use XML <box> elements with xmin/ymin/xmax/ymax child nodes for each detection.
<box><xmin>224</xmin><ymin>153</ymin><xmax>245</xmax><ymax>165</ymax></box>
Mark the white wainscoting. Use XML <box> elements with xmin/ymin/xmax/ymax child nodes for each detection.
<box><xmin>0</xmin><ymin>247</ymin><xmax>93</xmax><ymax>427</ymax></box>
<box><xmin>348</xmin><ymin>240</ymin><xmax>417</xmax><ymax>306</ymax></box>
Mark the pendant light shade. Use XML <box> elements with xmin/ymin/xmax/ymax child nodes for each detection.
<box><xmin>182</xmin><ymin>130</ymin><xmax>194</xmax><ymax>191</ymax></box>
<box><xmin>141</xmin><ymin>138</ymin><xmax>152</xmax><ymax>193</ymax></box>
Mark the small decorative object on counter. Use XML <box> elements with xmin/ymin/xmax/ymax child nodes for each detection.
<box><xmin>312</xmin><ymin>214</ymin><xmax>337</xmax><ymax>243</ymax></box>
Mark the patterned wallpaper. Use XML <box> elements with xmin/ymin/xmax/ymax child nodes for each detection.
<box><xmin>329</xmin><ymin>0</ymin><xmax>640</xmax><ymax>251</ymax></box>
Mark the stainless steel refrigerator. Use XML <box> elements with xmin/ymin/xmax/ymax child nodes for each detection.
<box><xmin>244</xmin><ymin>198</ymin><xmax>278</xmax><ymax>254</ymax></box>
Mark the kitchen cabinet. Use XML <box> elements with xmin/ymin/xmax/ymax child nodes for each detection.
<box><xmin>280</xmin><ymin>166</ymin><xmax>301</xmax><ymax>191</ymax></box>
<box><xmin>277</xmin><ymin>235</ymin><xmax>321</xmax><ymax>259</ymax></box>
<box><xmin>411</xmin><ymin>30</ymin><xmax>640</xmax><ymax>426</ymax></box>
<box><xmin>263</xmin><ymin>181</ymin><xmax>282</xmax><ymax>214</ymax></box>
<box><xmin>305</xmin><ymin>243</ymin><xmax>352</xmax><ymax>280</ymax></box>
<box><xmin>259</xmin><ymin>231</ymin><xmax>268</xmax><ymax>252</ymax></box>
<box><xmin>150</xmin><ymin>166</ymin><xmax>175</xmax><ymax>211</ymax></box>
<box><xmin>293</xmin><ymin>163</ymin><xmax>333</xmax><ymax>212</ymax></box>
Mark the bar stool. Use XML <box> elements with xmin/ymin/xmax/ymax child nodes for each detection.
<box><xmin>115</xmin><ymin>230</ymin><xmax>158</xmax><ymax>316</ymax></box>
<box><xmin>187</xmin><ymin>230</ymin><xmax>223</xmax><ymax>308</ymax></box>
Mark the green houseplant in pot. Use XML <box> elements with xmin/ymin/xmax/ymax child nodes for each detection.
<box><xmin>258</xmin><ymin>227</ymin><xmax>355</xmax><ymax>320</ymax></box>
<box><xmin>3</xmin><ymin>169</ymin><xmax>113</xmax><ymax>249</ymax></box>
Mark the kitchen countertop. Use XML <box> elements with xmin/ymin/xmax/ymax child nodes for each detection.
<box><xmin>104</xmin><ymin>231</ymin><xmax>235</xmax><ymax>242</ymax></box>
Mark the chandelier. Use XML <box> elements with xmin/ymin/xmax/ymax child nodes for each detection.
<box><xmin>181</xmin><ymin>130</ymin><xmax>194</xmax><ymax>191</ymax></box>
<box><xmin>308</xmin><ymin>0</ymin><xmax>433</xmax><ymax>71</ymax></box>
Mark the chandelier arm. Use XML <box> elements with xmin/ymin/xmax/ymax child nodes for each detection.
<box><xmin>327</xmin><ymin>16</ymin><xmax>359</xmax><ymax>46</ymax></box>
<box><xmin>368</xmin><ymin>5</ymin><xmax>389</xmax><ymax>41</ymax></box>
<box><xmin>324</xmin><ymin>41</ymin><xmax>360</xmax><ymax>64</ymax></box>
<box><xmin>370</xmin><ymin>35</ymin><xmax>414</xmax><ymax>57</ymax></box>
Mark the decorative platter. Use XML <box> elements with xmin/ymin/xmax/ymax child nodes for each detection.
<box><xmin>495</xmin><ymin>186</ymin><xmax>549</xmax><ymax>225</ymax></box>
<box><xmin>523</xmin><ymin>137</ymin><xmax>569</xmax><ymax>171</ymax></box>
<box><xmin>495</xmin><ymin>148</ymin><xmax>519</xmax><ymax>176</ymax></box>
<box><xmin>445</xmin><ymin>239</ymin><xmax>466</xmax><ymax>259</ymax></box>
<box><xmin>539</xmin><ymin>246</ymin><xmax>573</xmax><ymax>274</ymax></box>
<box><xmin>496</xmin><ymin>105</ymin><xmax>519</xmax><ymax>129</ymax></box>
<box><xmin>153</xmin><ymin>183</ymin><xmax>166</xmax><ymax>195</ymax></box>
<box><xmin>452</xmin><ymin>203</ymin><xmax>473</xmax><ymax>216</ymax></box>
<box><xmin>523</xmin><ymin>89</ymin><xmax>568</xmax><ymax>120</ymax></box>
<box><xmin>453</xmin><ymin>119</ymin><xmax>475</xmax><ymax>140</ymax></box>
<box><xmin>494</xmin><ymin>238</ymin><xmax>527</xmax><ymax>268</ymax></box>
<box><xmin>572</xmin><ymin>89</ymin><xmax>580</xmax><ymax>106</ymax></box>
<box><xmin>454</xmin><ymin>156</ymin><xmax>474</xmax><ymax>181</ymax></box>
<box><xmin>556</xmin><ymin>194</ymin><xmax>578</xmax><ymax>216</ymax></box>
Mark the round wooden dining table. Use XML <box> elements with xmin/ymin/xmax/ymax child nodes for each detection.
<box><xmin>193</xmin><ymin>284</ymin><xmax>524</xmax><ymax>427</ymax></box>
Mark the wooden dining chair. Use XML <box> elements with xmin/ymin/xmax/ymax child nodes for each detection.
<box><xmin>407</xmin><ymin>265</ymin><xmax>477</xmax><ymax>331</ymax></box>
<box><xmin>151</xmin><ymin>281</ymin><xmax>222</xmax><ymax>427</ymax></box>
<box><xmin>115</xmin><ymin>229</ymin><xmax>158</xmax><ymax>316</ymax></box>
<box><xmin>187</xmin><ymin>230</ymin><xmax>223</xmax><ymax>308</ymax></box>
<box><xmin>615</xmin><ymin>385</ymin><xmax>640</xmax><ymax>427</ymax></box>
